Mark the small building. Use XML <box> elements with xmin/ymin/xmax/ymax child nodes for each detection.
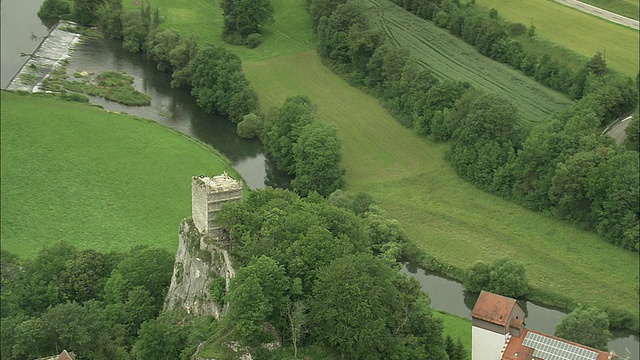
<box><xmin>471</xmin><ymin>291</ymin><xmax>616</xmax><ymax>360</ymax></box>
<box><xmin>472</xmin><ymin>291</ymin><xmax>526</xmax><ymax>360</ymax></box>
<box><xmin>191</xmin><ymin>173</ymin><xmax>242</xmax><ymax>239</ymax></box>
<box><xmin>37</xmin><ymin>350</ymin><xmax>76</xmax><ymax>360</ymax></box>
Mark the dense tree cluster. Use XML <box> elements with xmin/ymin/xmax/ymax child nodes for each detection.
<box><xmin>221</xmin><ymin>0</ymin><xmax>274</xmax><ymax>46</ymax></box>
<box><xmin>93</xmin><ymin>0</ymin><xmax>259</xmax><ymax>123</ymax></box>
<box><xmin>386</xmin><ymin>0</ymin><xmax>637</xmax><ymax>103</ymax></box>
<box><xmin>0</xmin><ymin>244</ymin><xmax>189</xmax><ymax>359</ymax></box>
<box><xmin>216</xmin><ymin>187</ymin><xmax>447</xmax><ymax>359</ymax></box>
<box><xmin>308</xmin><ymin>0</ymin><xmax>639</xmax><ymax>251</ymax></box>
<box><xmin>463</xmin><ymin>257</ymin><xmax>529</xmax><ymax>298</ymax></box>
<box><xmin>263</xmin><ymin>96</ymin><xmax>345</xmax><ymax>197</ymax></box>
<box><xmin>309</xmin><ymin>0</ymin><xmax>469</xmax><ymax>130</ymax></box>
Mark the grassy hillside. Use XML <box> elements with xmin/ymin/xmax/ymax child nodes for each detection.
<box><xmin>0</xmin><ymin>91</ymin><xmax>238</xmax><ymax>258</ymax></box>
<box><xmin>473</xmin><ymin>0</ymin><xmax>639</xmax><ymax>77</ymax></box>
<box><xmin>365</xmin><ymin>0</ymin><xmax>573</xmax><ymax>124</ymax></box>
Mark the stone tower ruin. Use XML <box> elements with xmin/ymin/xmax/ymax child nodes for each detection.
<box><xmin>191</xmin><ymin>173</ymin><xmax>243</xmax><ymax>238</ymax></box>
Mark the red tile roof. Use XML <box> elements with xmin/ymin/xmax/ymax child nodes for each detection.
<box><xmin>471</xmin><ymin>290</ymin><xmax>519</xmax><ymax>327</ymax></box>
<box><xmin>502</xmin><ymin>328</ymin><xmax>613</xmax><ymax>360</ymax></box>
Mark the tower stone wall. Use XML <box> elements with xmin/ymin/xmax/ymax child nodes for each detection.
<box><xmin>191</xmin><ymin>173</ymin><xmax>242</xmax><ymax>238</ymax></box>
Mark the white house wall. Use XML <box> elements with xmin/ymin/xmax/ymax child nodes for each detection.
<box><xmin>472</xmin><ymin>326</ymin><xmax>506</xmax><ymax>360</ymax></box>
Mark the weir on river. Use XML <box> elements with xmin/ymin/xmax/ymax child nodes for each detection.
<box><xmin>6</xmin><ymin>21</ymin><xmax>80</xmax><ymax>92</ymax></box>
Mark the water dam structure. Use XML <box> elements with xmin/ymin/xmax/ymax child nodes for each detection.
<box><xmin>6</xmin><ymin>20</ymin><xmax>80</xmax><ymax>92</ymax></box>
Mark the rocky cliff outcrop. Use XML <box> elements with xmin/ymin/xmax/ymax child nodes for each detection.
<box><xmin>164</xmin><ymin>219</ymin><xmax>235</xmax><ymax>318</ymax></box>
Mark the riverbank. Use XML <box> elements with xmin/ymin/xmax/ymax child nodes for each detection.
<box><xmin>0</xmin><ymin>91</ymin><xmax>240</xmax><ymax>258</ymax></box>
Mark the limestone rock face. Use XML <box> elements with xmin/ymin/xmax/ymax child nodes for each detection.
<box><xmin>164</xmin><ymin>219</ymin><xmax>235</xmax><ymax>318</ymax></box>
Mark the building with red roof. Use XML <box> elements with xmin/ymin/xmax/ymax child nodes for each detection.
<box><xmin>471</xmin><ymin>291</ymin><xmax>616</xmax><ymax>360</ymax></box>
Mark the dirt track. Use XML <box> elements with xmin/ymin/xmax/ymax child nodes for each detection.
<box><xmin>554</xmin><ymin>0</ymin><xmax>639</xmax><ymax>30</ymax></box>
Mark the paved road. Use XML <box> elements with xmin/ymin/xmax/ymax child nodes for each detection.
<box><xmin>604</xmin><ymin>115</ymin><xmax>634</xmax><ymax>144</ymax></box>
<box><xmin>554</xmin><ymin>0</ymin><xmax>639</xmax><ymax>30</ymax></box>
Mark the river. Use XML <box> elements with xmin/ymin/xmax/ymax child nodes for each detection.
<box><xmin>2</xmin><ymin>2</ymin><xmax>638</xmax><ymax>358</ymax></box>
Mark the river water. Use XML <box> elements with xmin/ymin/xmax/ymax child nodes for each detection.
<box><xmin>2</xmin><ymin>2</ymin><xmax>637</xmax><ymax>358</ymax></box>
<box><xmin>63</xmin><ymin>38</ymin><xmax>290</xmax><ymax>189</ymax></box>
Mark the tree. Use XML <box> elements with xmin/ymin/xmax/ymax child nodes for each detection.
<box><xmin>178</xmin><ymin>45</ymin><xmax>258</xmax><ymax>123</ymax></box>
<box><xmin>38</xmin><ymin>0</ymin><xmax>71</xmax><ymax>20</ymax></box>
<box><xmin>309</xmin><ymin>0</ymin><xmax>348</xmax><ymax>31</ymax></box>
<box><xmin>310</xmin><ymin>254</ymin><xmax>447</xmax><ymax>359</ymax></box>
<box><xmin>586</xmin><ymin>52</ymin><xmax>607</xmax><ymax>76</ymax></box>
<box><xmin>554</xmin><ymin>306</ymin><xmax>612</xmax><ymax>351</ymax></box>
<box><xmin>221</xmin><ymin>0</ymin><xmax>274</xmax><ymax>41</ymax></box>
<box><xmin>147</xmin><ymin>29</ymin><xmax>183</xmax><ymax>72</ymax></box>
<box><xmin>236</xmin><ymin>113</ymin><xmax>263</xmax><ymax>139</ymax></box>
<box><xmin>232</xmin><ymin>255</ymin><xmax>290</xmax><ymax>324</ymax></box>
<box><xmin>488</xmin><ymin>257</ymin><xmax>529</xmax><ymax>298</ymax></box>
<box><xmin>447</xmin><ymin>92</ymin><xmax>521</xmax><ymax>191</ymax></box>
<box><xmin>310</xmin><ymin>254</ymin><xmax>399</xmax><ymax>359</ymax></box>
<box><xmin>587</xmin><ymin>149</ymin><xmax>639</xmax><ymax>250</ymax></box>
<box><xmin>109</xmin><ymin>246</ymin><xmax>174</xmax><ymax>309</ymax></box>
<box><xmin>623</xmin><ymin>114</ymin><xmax>639</xmax><ymax>152</ymax></box>
<box><xmin>73</xmin><ymin>0</ymin><xmax>105</xmax><ymax>25</ymax></box>
<box><xmin>13</xmin><ymin>241</ymin><xmax>78</xmax><ymax>315</ymax></box>
<box><xmin>549</xmin><ymin>146</ymin><xmax>608</xmax><ymax>227</ymax></box>
<box><xmin>286</xmin><ymin>300</ymin><xmax>307</xmax><ymax>359</ymax></box>
<box><xmin>264</xmin><ymin>96</ymin><xmax>316</xmax><ymax>174</ymax></box>
<box><xmin>98</xmin><ymin>0</ymin><xmax>123</xmax><ymax>39</ymax></box>
<box><xmin>132</xmin><ymin>310</ymin><xmax>190</xmax><ymax>359</ymax></box>
<box><xmin>59</xmin><ymin>249</ymin><xmax>112</xmax><ymax>303</ymax></box>
<box><xmin>226</xmin><ymin>276</ymin><xmax>272</xmax><ymax>345</ymax></box>
<box><xmin>291</xmin><ymin>122</ymin><xmax>345</xmax><ymax>197</ymax></box>
<box><xmin>463</xmin><ymin>260</ymin><xmax>490</xmax><ymax>293</ymax></box>
<box><xmin>317</xmin><ymin>1</ymin><xmax>368</xmax><ymax>63</ymax></box>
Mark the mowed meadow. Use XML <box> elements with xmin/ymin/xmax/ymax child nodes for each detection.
<box><xmin>1</xmin><ymin>91</ymin><xmax>238</xmax><ymax>258</ymax></box>
<box><xmin>142</xmin><ymin>0</ymin><xmax>639</xmax><ymax>319</ymax></box>
<box><xmin>365</xmin><ymin>0</ymin><xmax>573</xmax><ymax>124</ymax></box>
<box><xmin>473</xmin><ymin>0</ymin><xmax>639</xmax><ymax>77</ymax></box>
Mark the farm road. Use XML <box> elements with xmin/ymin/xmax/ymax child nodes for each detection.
<box><xmin>554</xmin><ymin>0</ymin><xmax>639</xmax><ymax>30</ymax></box>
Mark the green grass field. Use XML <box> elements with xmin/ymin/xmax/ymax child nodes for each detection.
<box><xmin>435</xmin><ymin>311</ymin><xmax>472</xmax><ymax>357</ymax></box>
<box><xmin>474</xmin><ymin>0</ymin><xmax>639</xmax><ymax>77</ymax></box>
<box><xmin>365</xmin><ymin>0</ymin><xmax>573</xmax><ymax>124</ymax></box>
<box><xmin>136</xmin><ymin>0</ymin><xmax>315</xmax><ymax>63</ymax></box>
<box><xmin>0</xmin><ymin>91</ymin><xmax>238</xmax><ymax>258</ymax></box>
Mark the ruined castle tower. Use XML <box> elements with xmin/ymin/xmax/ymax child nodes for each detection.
<box><xmin>191</xmin><ymin>173</ymin><xmax>243</xmax><ymax>238</ymax></box>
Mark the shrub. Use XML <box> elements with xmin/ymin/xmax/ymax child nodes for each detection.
<box><xmin>38</xmin><ymin>0</ymin><xmax>71</xmax><ymax>20</ymax></box>
<box><xmin>509</xmin><ymin>23</ymin><xmax>527</xmax><ymax>36</ymax></box>
<box><xmin>61</xmin><ymin>92</ymin><xmax>90</xmax><ymax>103</ymax></box>
<box><xmin>463</xmin><ymin>260</ymin><xmax>489</xmax><ymax>293</ymax></box>
<box><xmin>236</xmin><ymin>113</ymin><xmax>263</xmax><ymax>139</ymax></box>
<box><xmin>246</xmin><ymin>33</ymin><xmax>263</xmax><ymax>48</ymax></box>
